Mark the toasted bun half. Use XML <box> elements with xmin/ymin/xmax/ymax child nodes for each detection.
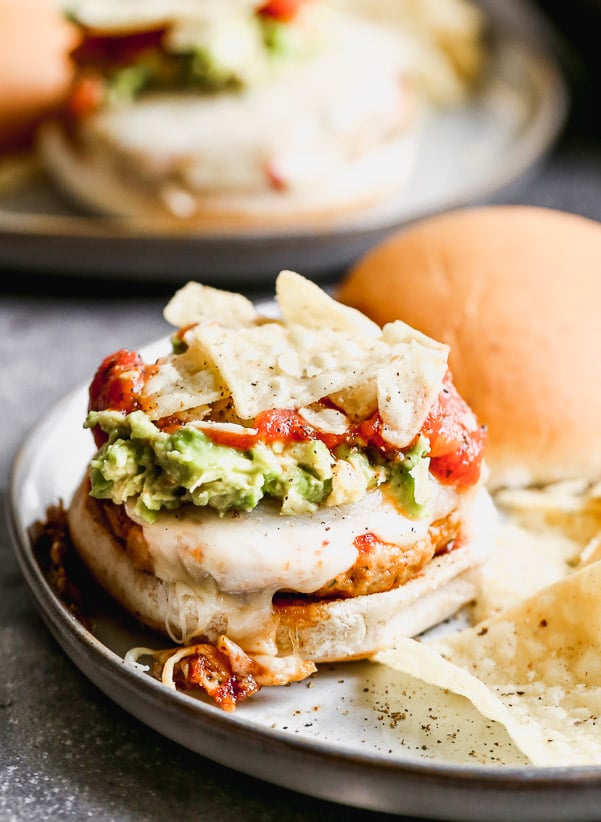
<box><xmin>0</xmin><ymin>0</ymin><xmax>76</xmax><ymax>151</ymax></box>
<box><xmin>67</xmin><ymin>476</ymin><xmax>495</xmax><ymax>664</ymax></box>
<box><xmin>337</xmin><ymin>206</ymin><xmax>601</xmax><ymax>490</ymax></box>
<box><xmin>37</xmin><ymin>117</ymin><xmax>417</xmax><ymax>229</ymax></box>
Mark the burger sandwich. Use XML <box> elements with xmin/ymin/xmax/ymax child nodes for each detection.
<box><xmin>66</xmin><ymin>270</ymin><xmax>494</xmax><ymax>710</ymax></box>
<box><xmin>37</xmin><ymin>0</ymin><xmax>485</xmax><ymax>226</ymax></box>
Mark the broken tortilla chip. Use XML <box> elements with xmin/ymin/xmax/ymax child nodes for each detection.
<box><xmin>275</xmin><ymin>269</ymin><xmax>381</xmax><ymax>338</ymax></box>
<box><xmin>163</xmin><ymin>281</ymin><xmax>258</xmax><ymax>329</ymax></box>
<box><xmin>469</xmin><ymin>517</ymin><xmax>578</xmax><ymax>622</ymax></box>
<box><xmin>375</xmin><ymin>559</ymin><xmax>601</xmax><ymax>766</ymax></box>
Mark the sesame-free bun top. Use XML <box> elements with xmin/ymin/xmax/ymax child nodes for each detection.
<box><xmin>337</xmin><ymin>205</ymin><xmax>601</xmax><ymax>490</ymax></box>
<box><xmin>0</xmin><ymin>0</ymin><xmax>76</xmax><ymax>151</ymax></box>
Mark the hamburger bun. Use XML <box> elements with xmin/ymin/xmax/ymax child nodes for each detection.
<box><xmin>67</xmin><ymin>475</ymin><xmax>495</xmax><ymax>664</ymax></box>
<box><xmin>0</xmin><ymin>0</ymin><xmax>76</xmax><ymax>151</ymax></box>
<box><xmin>337</xmin><ymin>205</ymin><xmax>601</xmax><ymax>490</ymax></box>
<box><xmin>37</xmin><ymin>115</ymin><xmax>417</xmax><ymax>228</ymax></box>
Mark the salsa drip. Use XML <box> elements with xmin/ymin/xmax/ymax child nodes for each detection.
<box><xmin>88</xmin><ymin>349</ymin><xmax>155</xmax><ymax>446</ymax></box>
<box><xmin>88</xmin><ymin>349</ymin><xmax>486</xmax><ymax>489</ymax></box>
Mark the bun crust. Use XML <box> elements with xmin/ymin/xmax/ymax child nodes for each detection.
<box><xmin>67</xmin><ymin>477</ymin><xmax>493</xmax><ymax>663</ymax></box>
<box><xmin>0</xmin><ymin>1</ymin><xmax>75</xmax><ymax>151</ymax></box>
<box><xmin>38</xmin><ymin>119</ymin><xmax>416</xmax><ymax>229</ymax></box>
<box><xmin>338</xmin><ymin>206</ymin><xmax>601</xmax><ymax>489</ymax></box>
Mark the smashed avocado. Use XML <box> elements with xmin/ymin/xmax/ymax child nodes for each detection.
<box><xmin>86</xmin><ymin>410</ymin><xmax>433</xmax><ymax>523</ymax></box>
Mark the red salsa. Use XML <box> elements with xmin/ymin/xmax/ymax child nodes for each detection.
<box><xmin>258</xmin><ymin>0</ymin><xmax>308</xmax><ymax>20</ymax></box>
<box><xmin>420</xmin><ymin>371</ymin><xmax>487</xmax><ymax>487</ymax></box>
<box><xmin>88</xmin><ymin>349</ymin><xmax>150</xmax><ymax>447</ymax></box>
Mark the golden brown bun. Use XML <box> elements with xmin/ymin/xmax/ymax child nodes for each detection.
<box><xmin>337</xmin><ymin>205</ymin><xmax>601</xmax><ymax>490</ymax></box>
<box><xmin>0</xmin><ymin>0</ymin><xmax>76</xmax><ymax>151</ymax></box>
<box><xmin>67</xmin><ymin>476</ymin><xmax>494</xmax><ymax>663</ymax></box>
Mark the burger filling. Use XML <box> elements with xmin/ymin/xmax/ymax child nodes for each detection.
<box><xmin>64</xmin><ymin>1</ymin><xmax>319</xmax><ymax>118</ymax></box>
<box><xmin>54</xmin><ymin>1</ymin><xmax>414</xmax><ymax>209</ymax></box>
<box><xmin>74</xmin><ymin>272</ymin><xmax>488</xmax><ymax>709</ymax></box>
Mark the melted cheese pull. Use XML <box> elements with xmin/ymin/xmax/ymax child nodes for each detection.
<box><xmin>123</xmin><ymin>485</ymin><xmax>459</xmax><ymax>653</ymax></box>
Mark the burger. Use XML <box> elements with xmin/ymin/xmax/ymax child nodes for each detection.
<box><xmin>337</xmin><ymin>205</ymin><xmax>601</xmax><ymax>492</ymax></box>
<box><xmin>66</xmin><ymin>270</ymin><xmax>494</xmax><ymax>710</ymax></box>
<box><xmin>36</xmin><ymin>0</ymin><xmax>485</xmax><ymax>227</ymax></box>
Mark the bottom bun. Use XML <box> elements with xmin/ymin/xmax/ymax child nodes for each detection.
<box><xmin>67</xmin><ymin>477</ymin><xmax>496</xmax><ymax>664</ymax></box>
<box><xmin>38</xmin><ymin>119</ymin><xmax>417</xmax><ymax>230</ymax></box>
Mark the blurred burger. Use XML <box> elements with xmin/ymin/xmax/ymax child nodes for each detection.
<box><xmin>337</xmin><ymin>205</ymin><xmax>601</xmax><ymax>491</ymax></box>
<box><xmin>35</xmin><ymin>0</ymin><xmax>485</xmax><ymax>226</ymax></box>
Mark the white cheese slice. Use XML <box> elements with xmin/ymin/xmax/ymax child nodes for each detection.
<box><xmin>130</xmin><ymin>486</ymin><xmax>460</xmax><ymax>595</ymax></box>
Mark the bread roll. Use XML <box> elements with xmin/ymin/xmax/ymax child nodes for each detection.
<box><xmin>0</xmin><ymin>0</ymin><xmax>76</xmax><ymax>151</ymax></box>
<box><xmin>337</xmin><ymin>205</ymin><xmax>601</xmax><ymax>490</ymax></box>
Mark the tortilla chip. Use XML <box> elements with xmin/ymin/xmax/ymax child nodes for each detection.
<box><xmin>149</xmin><ymin>273</ymin><xmax>456</xmax><ymax>448</ymax></box>
<box><xmin>495</xmin><ymin>482</ymin><xmax>601</xmax><ymax>552</ymax></box>
<box><xmin>163</xmin><ymin>281</ymin><xmax>258</xmax><ymax>329</ymax></box>
<box><xmin>381</xmin><ymin>319</ymin><xmax>450</xmax><ymax>354</ymax></box>
<box><xmin>375</xmin><ymin>560</ymin><xmax>601</xmax><ymax>766</ymax></box>
<box><xmin>276</xmin><ymin>270</ymin><xmax>381</xmax><ymax>339</ymax></box>
<box><xmin>194</xmin><ymin>321</ymin><xmax>388</xmax><ymax>420</ymax></box>
<box><xmin>329</xmin><ymin>381</ymin><xmax>379</xmax><ymax>422</ymax></box>
<box><xmin>191</xmin><ymin>420</ymin><xmax>257</xmax><ymax>437</ymax></box>
<box><xmin>378</xmin><ymin>340</ymin><xmax>448</xmax><ymax>448</ymax></box>
<box><xmin>579</xmin><ymin>533</ymin><xmax>601</xmax><ymax>567</ymax></box>
<box><xmin>143</xmin><ymin>338</ymin><xmax>228</xmax><ymax>419</ymax></box>
<box><xmin>470</xmin><ymin>518</ymin><xmax>577</xmax><ymax>622</ymax></box>
<box><xmin>298</xmin><ymin>404</ymin><xmax>350</xmax><ymax>435</ymax></box>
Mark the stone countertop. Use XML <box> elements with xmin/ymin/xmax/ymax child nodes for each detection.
<box><xmin>3</xmin><ymin>28</ymin><xmax>601</xmax><ymax>821</ymax></box>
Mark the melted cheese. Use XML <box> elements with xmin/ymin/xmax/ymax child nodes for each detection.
<box><xmin>162</xmin><ymin>579</ymin><xmax>278</xmax><ymax>654</ymax></box>
<box><xmin>128</xmin><ymin>484</ymin><xmax>463</xmax><ymax>653</ymax></box>
<box><xmin>134</xmin><ymin>489</ymin><xmax>453</xmax><ymax>594</ymax></box>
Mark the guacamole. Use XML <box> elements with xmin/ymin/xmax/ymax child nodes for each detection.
<box><xmin>97</xmin><ymin>14</ymin><xmax>315</xmax><ymax>105</ymax></box>
<box><xmin>86</xmin><ymin>410</ymin><xmax>433</xmax><ymax>523</ymax></box>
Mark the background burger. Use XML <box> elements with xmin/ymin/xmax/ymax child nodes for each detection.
<box><xmin>0</xmin><ymin>0</ymin><xmax>75</xmax><ymax>153</ymax></box>
<box><xmin>36</xmin><ymin>0</ymin><xmax>485</xmax><ymax>227</ymax></box>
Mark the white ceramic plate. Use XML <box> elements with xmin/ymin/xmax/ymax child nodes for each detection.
<box><xmin>8</xmin><ymin>336</ymin><xmax>601</xmax><ymax>821</ymax></box>
<box><xmin>0</xmin><ymin>0</ymin><xmax>567</xmax><ymax>283</ymax></box>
